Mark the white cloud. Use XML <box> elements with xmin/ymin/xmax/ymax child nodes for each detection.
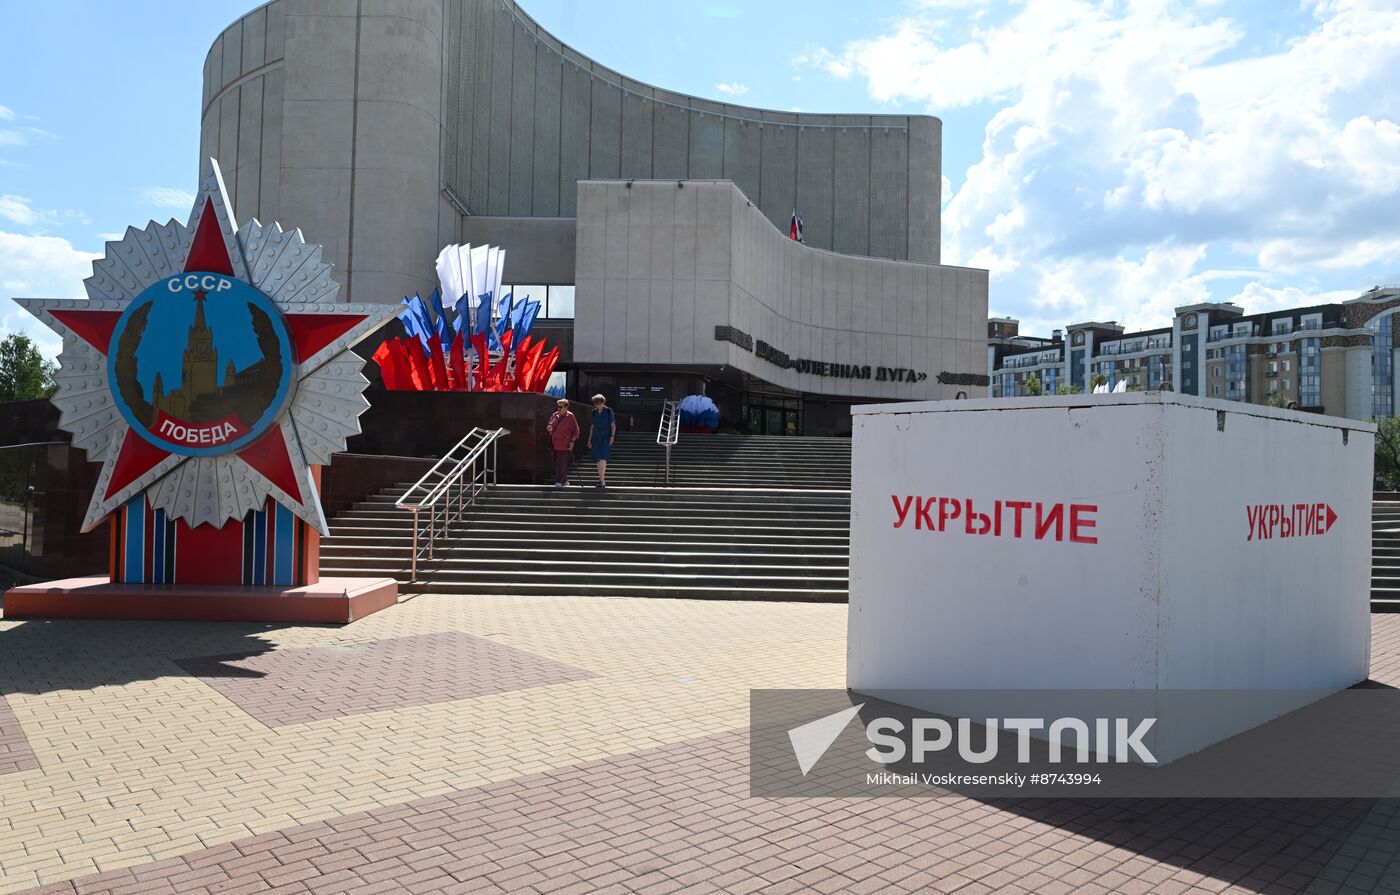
<box><xmin>0</xmin><ymin>105</ymin><xmax>13</xmax><ymax>121</ymax></box>
<box><xmin>808</xmin><ymin>0</ymin><xmax>1400</xmax><ymax>332</ymax></box>
<box><xmin>0</xmin><ymin>195</ymin><xmax>37</xmax><ymax>227</ymax></box>
<box><xmin>140</xmin><ymin>186</ymin><xmax>195</xmax><ymax>210</ymax></box>
<box><xmin>0</xmin><ymin>231</ymin><xmax>101</xmax><ymax>358</ymax></box>
<box><xmin>714</xmin><ymin>82</ymin><xmax>750</xmax><ymax>97</ymax></box>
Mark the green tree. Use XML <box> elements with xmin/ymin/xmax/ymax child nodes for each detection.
<box><xmin>1055</xmin><ymin>383</ymin><xmax>1082</xmax><ymax>395</ymax></box>
<box><xmin>1024</xmin><ymin>375</ymin><xmax>1043</xmax><ymax>396</ymax></box>
<box><xmin>1265</xmin><ymin>392</ymin><xmax>1290</xmax><ymax>409</ymax></box>
<box><xmin>1089</xmin><ymin>371</ymin><xmax>1109</xmax><ymax>391</ymax></box>
<box><xmin>0</xmin><ymin>333</ymin><xmax>57</xmax><ymax>403</ymax></box>
<box><xmin>1375</xmin><ymin>417</ymin><xmax>1400</xmax><ymax>491</ymax></box>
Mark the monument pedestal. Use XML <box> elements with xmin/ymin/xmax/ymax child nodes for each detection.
<box><xmin>848</xmin><ymin>393</ymin><xmax>1373</xmax><ymax>762</ymax></box>
<box><xmin>3</xmin><ymin>576</ymin><xmax>397</xmax><ymax>624</ymax></box>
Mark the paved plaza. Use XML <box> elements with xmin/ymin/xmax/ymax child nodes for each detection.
<box><xmin>1</xmin><ymin>597</ymin><xmax>1399</xmax><ymax>894</ymax></box>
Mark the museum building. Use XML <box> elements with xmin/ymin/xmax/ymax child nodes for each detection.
<box><xmin>199</xmin><ymin>0</ymin><xmax>989</xmax><ymax>435</ymax></box>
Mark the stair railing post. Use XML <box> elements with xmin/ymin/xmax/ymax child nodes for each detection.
<box><xmin>410</xmin><ymin>507</ymin><xmax>419</xmax><ymax>582</ymax></box>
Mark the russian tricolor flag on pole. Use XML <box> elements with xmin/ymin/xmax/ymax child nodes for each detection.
<box><xmin>789</xmin><ymin>210</ymin><xmax>804</xmax><ymax>243</ymax></box>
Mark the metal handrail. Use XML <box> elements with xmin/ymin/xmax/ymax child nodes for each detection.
<box><xmin>657</xmin><ymin>400</ymin><xmax>680</xmax><ymax>485</ymax></box>
<box><xmin>396</xmin><ymin>426</ymin><xmax>509</xmax><ymax>581</ymax></box>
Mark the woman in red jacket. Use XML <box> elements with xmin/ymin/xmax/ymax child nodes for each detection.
<box><xmin>546</xmin><ymin>398</ymin><xmax>580</xmax><ymax>488</ymax></box>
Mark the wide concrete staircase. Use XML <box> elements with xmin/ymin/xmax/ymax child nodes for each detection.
<box><xmin>320</xmin><ymin>432</ymin><xmax>851</xmax><ymax>600</ymax></box>
<box><xmin>568</xmin><ymin>431</ymin><xmax>851</xmax><ymax>489</ymax></box>
<box><xmin>1373</xmin><ymin>500</ymin><xmax>1400</xmax><ymax>610</ymax></box>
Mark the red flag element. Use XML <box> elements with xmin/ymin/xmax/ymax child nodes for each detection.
<box><xmin>184</xmin><ymin>198</ymin><xmax>236</xmax><ymax>275</ymax></box>
<box><xmin>104</xmin><ymin>430</ymin><xmax>172</xmax><ymax>500</ymax></box>
<box><xmin>517</xmin><ymin>338</ymin><xmax>546</xmax><ymax>392</ymax></box>
<box><xmin>427</xmin><ymin>337</ymin><xmax>450</xmax><ymax>390</ymax></box>
<box><xmin>469</xmin><ymin>331</ymin><xmax>490</xmax><ymax>391</ymax></box>
<box><xmin>529</xmin><ymin>347</ymin><xmax>561</xmax><ymax>393</ymax></box>
<box><xmin>371</xmin><ymin>340</ymin><xmax>407</xmax><ymax>389</ymax></box>
<box><xmin>236</xmin><ymin>427</ymin><xmax>302</xmax><ymax>502</ymax></box>
<box><xmin>449</xmin><ymin>331</ymin><xmax>467</xmax><ymax>390</ymax></box>
<box><xmin>405</xmin><ymin>341</ymin><xmax>433</xmax><ymax>390</ymax></box>
<box><xmin>489</xmin><ymin>345</ymin><xmax>510</xmax><ymax>389</ymax></box>
<box><xmin>286</xmin><ymin>313</ymin><xmax>367</xmax><ymax>364</ymax></box>
<box><xmin>49</xmin><ymin>309</ymin><xmax>122</xmax><ymax>356</ymax></box>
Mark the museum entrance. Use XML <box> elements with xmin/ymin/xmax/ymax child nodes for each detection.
<box><xmin>741</xmin><ymin>392</ymin><xmax>802</xmax><ymax>435</ymax></box>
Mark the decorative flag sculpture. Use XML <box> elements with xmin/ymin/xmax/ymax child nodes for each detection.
<box><xmin>371</xmin><ymin>243</ymin><xmax>561</xmax><ymax>393</ymax></box>
<box><xmin>678</xmin><ymin>394</ymin><xmax>720</xmax><ymax>433</ymax></box>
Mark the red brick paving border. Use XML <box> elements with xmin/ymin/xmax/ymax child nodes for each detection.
<box><xmin>0</xmin><ymin>694</ymin><xmax>36</xmax><ymax>776</ymax></box>
<box><xmin>19</xmin><ymin>727</ymin><xmax>1399</xmax><ymax>894</ymax></box>
<box><xmin>21</xmin><ymin>619</ymin><xmax>1400</xmax><ymax>893</ymax></box>
<box><xmin>175</xmin><ymin>631</ymin><xmax>595</xmax><ymax>727</ymax></box>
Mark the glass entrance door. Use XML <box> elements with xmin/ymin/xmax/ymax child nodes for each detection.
<box><xmin>742</xmin><ymin>393</ymin><xmax>802</xmax><ymax>435</ymax></box>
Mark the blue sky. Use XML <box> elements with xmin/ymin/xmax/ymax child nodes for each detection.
<box><xmin>3</xmin><ymin>0</ymin><xmax>1399</xmax><ymax>358</ymax></box>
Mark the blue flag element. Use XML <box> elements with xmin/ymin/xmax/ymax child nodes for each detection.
<box><xmin>426</xmin><ymin>289</ymin><xmax>451</xmax><ymax>348</ymax></box>
<box><xmin>474</xmin><ymin>291</ymin><xmax>493</xmax><ymax>337</ymax></box>
<box><xmin>398</xmin><ymin>295</ymin><xmax>433</xmax><ymax>352</ymax></box>
<box><xmin>516</xmin><ymin>299</ymin><xmax>541</xmax><ymax>344</ymax></box>
<box><xmin>452</xmin><ymin>289</ymin><xmax>473</xmax><ymax>334</ymax></box>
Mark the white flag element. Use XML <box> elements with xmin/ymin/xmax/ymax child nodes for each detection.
<box><xmin>435</xmin><ymin>243</ymin><xmax>473</xmax><ymax>307</ymax></box>
<box><xmin>787</xmin><ymin>703</ymin><xmax>865</xmax><ymax>776</ymax></box>
<box><xmin>434</xmin><ymin>243</ymin><xmax>503</xmax><ymax>333</ymax></box>
<box><xmin>1113</xmin><ymin>379</ymin><xmax>1129</xmax><ymax>393</ymax></box>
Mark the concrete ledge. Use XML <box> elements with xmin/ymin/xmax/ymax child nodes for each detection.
<box><xmin>1</xmin><ymin>577</ymin><xmax>398</xmax><ymax>625</ymax></box>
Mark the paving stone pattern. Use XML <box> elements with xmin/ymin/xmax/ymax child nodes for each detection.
<box><xmin>175</xmin><ymin>631</ymin><xmax>596</xmax><ymax>727</ymax></box>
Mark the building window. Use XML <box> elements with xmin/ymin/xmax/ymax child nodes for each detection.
<box><xmin>1371</xmin><ymin>314</ymin><xmax>1394</xmax><ymax>419</ymax></box>
<box><xmin>1282</xmin><ymin>360</ymin><xmax>1291</xmax><ymax>372</ymax></box>
<box><xmin>1299</xmin><ymin>337</ymin><xmax>1321</xmax><ymax>406</ymax></box>
<box><xmin>547</xmin><ymin>285</ymin><xmax>576</xmax><ymax>318</ymax></box>
<box><xmin>1212</xmin><ymin>384</ymin><xmax>1222</xmax><ymax>396</ymax></box>
<box><xmin>1283</xmin><ymin>379</ymin><xmax>1291</xmax><ymax>391</ymax></box>
<box><xmin>1225</xmin><ymin>344</ymin><xmax>1247</xmax><ymax>402</ymax></box>
<box><xmin>504</xmin><ymin>284</ymin><xmax>575</xmax><ymax>319</ymax></box>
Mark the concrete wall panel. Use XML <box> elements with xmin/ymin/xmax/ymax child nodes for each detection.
<box><xmin>574</xmin><ymin>180</ymin><xmax>986</xmax><ymax>399</ymax></box>
<box><xmin>833</xmin><ymin>123</ymin><xmax>871</xmax><ymax>257</ymax></box>
<box><xmin>620</xmin><ymin>92</ymin><xmax>653</xmax><ymax>179</ymax></box>
<box><xmin>557</xmin><ymin>63</ymin><xmax>591</xmax><ymax>217</ymax></box>
<box><xmin>652</xmin><ymin>101</ymin><xmax>689</xmax><ymax>180</ymax></box>
<box><xmin>688</xmin><ymin>111</ymin><xmax>724</xmax><ymax>180</ymax></box>
<box><xmin>796</xmin><ymin>123</ymin><xmax>834</xmax><ymax>254</ymax></box>
<box><xmin>589</xmin><ymin>77</ymin><xmax>622</xmax><ymax>180</ymax></box>
<box><xmin>508</xmin><ymin>27</ymin><xmax>537</xmax><ymax>216</ymax></box>
<box><xmin>531</xmin><ymin>51</ymin><xmax>561</xmax><ymax>216</ymax></box>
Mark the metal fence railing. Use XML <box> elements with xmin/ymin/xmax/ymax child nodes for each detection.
<box><xmin>657</xmin><ymin>400</ymin><xmax>680</xmax><ymax>485</ymax></box>
<box><xmin>395</xmin><ymin>427</ymin><xmax>508</xmax><ymax>581</ymax></box>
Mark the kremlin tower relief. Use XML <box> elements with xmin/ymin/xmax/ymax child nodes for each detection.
<box><xmin>114</xmin><ymin>288</ymin><xmax>286</xmax><ymax>431</ymax></box>
<box><xmin>151</xmin><ymin>291</ymin><xmax>223</xmax><ymax>420</ymax></box>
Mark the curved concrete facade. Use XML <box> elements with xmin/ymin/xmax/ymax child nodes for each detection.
<box><xmin>574</xmin><ymin>180</ymin><xmax>985</xmax><ymax>403</ymax></box>
<box><xmin>201</xmin><ymin>0</ymin><xmax>942</xmax><ymax>306</ymax></box>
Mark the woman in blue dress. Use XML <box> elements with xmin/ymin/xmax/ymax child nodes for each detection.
<box><xmin>586</xmin><ymin>394</ymin><xmax>617</xmax><ymax>488</ymax></box>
